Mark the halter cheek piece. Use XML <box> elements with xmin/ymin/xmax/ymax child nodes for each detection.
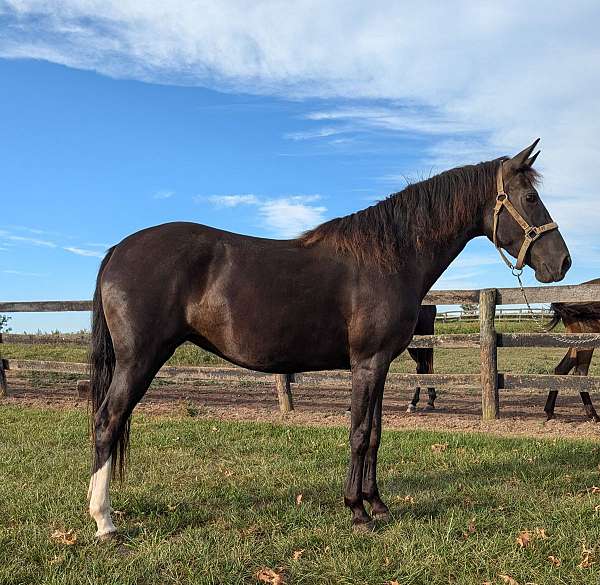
<box><xmin>492</xmin><ymin>164</ymin><xmax>558</xmax><ymax>274</ymax></box>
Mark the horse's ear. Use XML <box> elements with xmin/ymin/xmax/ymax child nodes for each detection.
<box><xmin>506</xmin><ymin>138</ymin><xmax>541</xmax><ymax>172</ymax></box>
<box><xmin>526</xmin><ymin>150</ymin><xmax>540</xmax><ymax>168</ymax></box>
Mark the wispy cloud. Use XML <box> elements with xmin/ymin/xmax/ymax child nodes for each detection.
<box><xmin>153</xmin><ymin>189</ymin><xmax>175</xmax><ymax>200</ymax></box>
<box><xmin>202</xmin><ymin>193</ymin><xmax>326</xmax><ymax>237</ymax></box>
<box><xmin>284</xmin><ymin>126</ymin><xmax>348</xmax><ymax>141</ymax></box>
<box><xmin>63</xmin><ymin>246</ymin><xmax>104</xmax><ymax>258</ymax></box>
<box><xmin>3</xmin><ymin>234</ymin><xmax>57</xmax><ymax>248</ymax></box>
<box><xmin>203</xmin><ymin>194</ymin><xmax>259</xmax><ymax>208</ymax></box>
<box><xmin>3</xmin><ymin>269</ymin><xmax>46</xmax><ymax>277</ymax></box>
<box><xmin>305</xmin><ymin>106</ymin><xmax>474</xmax><ymax>136</ymax></box>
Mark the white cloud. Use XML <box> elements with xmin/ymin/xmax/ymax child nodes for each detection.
<box><xmin>258</xmin><ymin>198</ymin><xmax>327</xmax><ymax>238</ymax></box>
<box><xmin>153</xmin><ymin>189</ymin><xmax>174</xmax><ymax>199</ymax></box>
<box><xmin>64</xmin><ymin>246</ymin><xmax>104</xmax><ymax>258</ymax></box>
<box><xmin>1</xmin><ymin>1</ymin><xmax>599</xmax><ymax>264</ymax></box>
<box><xmin>202</xmin><ymin>193</ymin><xmax>326</xmax><ymax>237</ymax></box>
<box><xmin>204</xmin><ymin>194</ymin><xmax>259</xmax><ymax>208</ymax></box>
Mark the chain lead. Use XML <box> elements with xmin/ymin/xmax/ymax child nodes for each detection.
<box><xmin>514</xmin><ymin>271</ymin><xmax>547</xmax><ymax>331</ymax></box>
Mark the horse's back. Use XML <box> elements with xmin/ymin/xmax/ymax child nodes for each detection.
<box><xmin>99</xmin><ymin>222</ymin><xmax>353</xmax><ymax>371</ymax></box>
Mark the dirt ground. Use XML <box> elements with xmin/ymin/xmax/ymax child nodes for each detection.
<box><xmin>4</xmin><ymin>370</ymin><xmax>600</xmax><ymax>441</ymax></box>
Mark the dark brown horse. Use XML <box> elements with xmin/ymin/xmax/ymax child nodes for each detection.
<box><xmin>544</xmin><ymin>278</ymin><xmax>600</xmax><ymax>422</ymax></box>
<box><xmin>344</xmin><ymin>304</ymin><xmax>436</xmax><ymax>416</ymax></box>
<box><xmin>88</xmin><ymin>140</ymin><xmax>570</xmax><ymax>537</ymax></box>
<box><xmin>406</xmin><ymin>305</ymin><xmax>437</xmax><ymax>412</ymax></box>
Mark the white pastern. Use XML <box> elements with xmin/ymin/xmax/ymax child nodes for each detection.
<box><xmin>88</xmin><ymin>456</ymin><xmax>117</xmax><ymax>537</ymax></box>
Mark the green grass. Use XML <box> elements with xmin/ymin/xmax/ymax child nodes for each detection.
<box><xmin>1</xmin><ymin>407</ymin><xmax>600</xmax><ymax>584</ymax></box>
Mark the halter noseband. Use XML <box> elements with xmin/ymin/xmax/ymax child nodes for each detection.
<box><xmin>492</xmin><ymin>164</ymin><xmax>558</xmax><ymax>274</ymax></box>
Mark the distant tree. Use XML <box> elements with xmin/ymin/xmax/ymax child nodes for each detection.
<box><xmin>460</xmin><ymin>303</ymin><xmax>478</xmax><ymax>315</ymax></box>
<box><xmin>0</xmin><ymin>314</ymin><xmax>11</xmax><ymax>333</ymax></box>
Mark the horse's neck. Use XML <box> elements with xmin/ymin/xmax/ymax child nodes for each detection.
<box><xmin>415</xmin><ymin>220</ymin><xmax>484</xmax><ymax>299</ymax></box>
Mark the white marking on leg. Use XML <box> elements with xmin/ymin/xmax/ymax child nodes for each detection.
<box><xmin>89</xmin><ymin>456</ymin><xmax>117</xmax><ymax>537</ymax></box>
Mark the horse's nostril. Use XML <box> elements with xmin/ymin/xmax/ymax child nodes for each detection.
<box><xmin>562</xmin><ymin>254</ymin><xmax>572</xmax><ymax>274</ymax></box>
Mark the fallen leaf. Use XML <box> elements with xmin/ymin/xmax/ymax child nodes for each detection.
<box><xmin>387</xmin><ymin>581</ymin><xmax>400</xmax><ymax>585</ymax></box>
<box><xmin>547</xmin><ymin>555</ymin><xmax>561</xmax><ymax>567</ymax></box>
<box><xmin>516</xmin><ymin>530</ymin><xmax>532</xmax><ymax>548</ymax></box>
<box><xmin>591</xmin><ymin>486</ymin><xmax>600</xmax><ymax>494</ymax></box>
<box><xmin>256</xmin><ymin>568</ymin><xmax>284</xmax><ymax>584</ymax></box>
<box><xmin>384</xmin><ymin>556</ymin><xmax>390</xmax><ymax>566</ymax></box>
<box><xmin>113</xmin><ymin>509</ymin><xmax>126</xmax><ymax>518</ymax></box>
<box><xmin>534</xmin><ymin>527</ymin><xmax>548</xmax><ymax>539</ymax></box>
<box><xmin>579</xmin><ymin>543</ymin><xmax>595</xmax><ymax>568</ymax></box>
<box><xmin>594</xmin><ymin>505</ymin><xmax>600</xmax><ymax>512</ymax></box>
<box><xmin>404</xmin><ymin>495</ymin><xmax>415</xmax><ymax>504</ymax></box>
<box><xmin>296</xmin><ymin>494</ymin><xmax>303</xmax><ymax>506</ymax></box>
<box><xmin>462</xmin><ymin>518</ymin><xmax>476</xmax><ymax>539</ymax></box>
<box><xmin>292</xmin><ymin>549</ymin><xmax>304</xmax><ymax>561</ymax></box>
<box><xmin>50</xmin><ymin>529</ymin><xmax>77</xmax><ymax>546</ymax></box>
<box><xmin>499</xmin><ymin>575</ymin><xmax>520</xmax><ymax>585</ymax></box>
<box><xmin>211</xmin><ymin>426</ymin><xmax>219</xmax><ymax>432</ymax></box>
<box><xmin>431</xmin><ymin>443</ymin><xmax>448</xmax><ymax>453</ymax></box>
<box><xmin>223</xmin><ymin>470</ymin><xmax>233</xmax><ymax>477</ymax></box>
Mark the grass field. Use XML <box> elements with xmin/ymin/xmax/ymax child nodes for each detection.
<box><xmin>3</xmin><ymin>319</ymin><xmax>598</xmax><ymax>376</ymax></box>
<box><xmin>2</xmin><ymin>407</ymin><xmax>600</xmax><ymax>584</ymax></box>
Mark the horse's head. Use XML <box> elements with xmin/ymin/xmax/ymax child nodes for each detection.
<box><xmin>485</xmin><ymin>139</ymin><xmax>571</xmax><ymax>283</ymax></box>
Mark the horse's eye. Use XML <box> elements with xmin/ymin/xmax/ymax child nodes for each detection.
<box><xmin>525</xmin><ymin>193</ymin><xmax>537</xmax><ymax>203</ymax></box>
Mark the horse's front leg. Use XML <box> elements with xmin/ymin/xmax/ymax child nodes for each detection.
<box><xmin>362</xmin><ymin>388</ymin><xmax>390</xmax><ymax>521</ymax></box>
<box><xmin>344</xmin><ymin>356</ymin><xmax>389</xmax><ymax>532</ymax></box>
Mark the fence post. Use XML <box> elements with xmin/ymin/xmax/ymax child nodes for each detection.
<box><xmin>480</xmin><ymin>288</ymin><xmax>499</xmax><ymax>420</ymax></box>
<box><xmin>0</xmin><ymin>333</ymin><xmax>7</xmax><ymax>397</ymax></box>
<box><xmin>275</xmin><ymin>374</ymin><xmax>294</xmax><ymax>412</ymax></box>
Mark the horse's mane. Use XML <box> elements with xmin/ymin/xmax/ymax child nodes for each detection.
<box><xmin>299</xmin><ymin>158</ymin><xmax>540</xmax><ymax>270</ymax></box>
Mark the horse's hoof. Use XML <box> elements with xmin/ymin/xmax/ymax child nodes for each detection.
<box><xmin>96</xmin><ymin>530</ymin><xmax>119</xmax><ymax>542</ymax></box>
<box><xmin>372</xmin><ymin>510</ymin><xmax>391</xmax><ymax>523</ymax></box>
<box><xmin>406</xmin><ymin>405</ymin><xmax>416</xmax><ymax>414</ymax></box>
<box><xmin>352</xmin><ymin>520</ymin><xmax>375</xmax><ymax>533</ymax></box>
<box><xmin>344</xmin><ymin>409</ymin><xmax>351</xmax><ymax>419</ymax></box>
<box><xmin>545</xmin><ymin>414</ymin><xmax>555</xmax><ymax>422</ymax></box>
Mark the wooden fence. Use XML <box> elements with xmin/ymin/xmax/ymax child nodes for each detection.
<box><xmin>1</xmin><ymin>282</ymin><xmax>600</xmax><ymax>419</ymax></box>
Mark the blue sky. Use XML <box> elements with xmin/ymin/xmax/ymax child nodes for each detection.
<box><xmin>1</xmin><ymin>1</ymin><xmax>600</xmax><ymax>332</ymax></box>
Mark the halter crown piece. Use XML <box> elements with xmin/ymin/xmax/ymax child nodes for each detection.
<box><xmin>492</xmin><ymin>163</ymin><xmax>558</xmax><ymax>275</ymax></box>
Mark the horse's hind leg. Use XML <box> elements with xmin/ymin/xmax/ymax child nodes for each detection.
<box><xmin>406</xmin><ymin>386</ymin><xmax>420</xmax><ymax>413</ymax></box>
<box><xmin>406</xmin><ymin>348</ymin><xmax>421</xmax><ymax>413</ymax></box>
<box><xmin>89</xmin><ymin>358</ymin><xmax>156</xmax><ymax>538</ymax></box>
<box><xmin>545</xmin><ymin>349</ymin><xmax>576</xmax><ymax>420</ymax></box>
<box><xmin>425</xmin><ymin>387</ymin><xmax>437</xmax><ymax>410</ymax></box>
<box><xmin>574</xmin><ymin>350</ymin><xmax>599</xmax><ymax>422</ymax></box>
<box><xmin>421</xmin><ymin>348</ymin><xmax>435</xmax><ymax>411</ymax></box>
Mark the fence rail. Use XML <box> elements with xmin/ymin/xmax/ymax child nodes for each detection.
<box><xmin>1</xmin><ymin>282</ymin><xmax>600</xmax><ymax>417</ymax></box>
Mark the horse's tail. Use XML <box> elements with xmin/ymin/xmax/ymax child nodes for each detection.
<box><xmin>89</xmin><ymin>246</ymin><xmax>128</xmax><ymax>479</ymax></box>
<box><xmin>546</xmin><ymin>303</ymin><xmax>566</xmax><ymax>331</ymax></box>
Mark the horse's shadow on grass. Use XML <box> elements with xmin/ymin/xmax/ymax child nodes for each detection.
<box><xmin>109</xmin><ymin>442</ymin><xmax>599</xmax><ymax>538</ymax></box>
